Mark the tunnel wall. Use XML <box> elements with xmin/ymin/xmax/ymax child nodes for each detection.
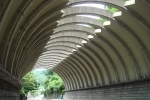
<box><xmin>0</xmin><ymin>89</ymin><xmax>20</xmax><ymax>100</ymax></box>
<box><xmin>0</xmin><ymin>67</ymin><xmax>21</xmax><ymax>100</ymax></box>
<box><xmin>63</xmin><ymin>79</ymin><xmax>150</xmax><ymax>100</ymax></box>
<box><xmin>0</xmin><ymin>79</ymin><xmax>20</xmax><ymax>100</ymax></box>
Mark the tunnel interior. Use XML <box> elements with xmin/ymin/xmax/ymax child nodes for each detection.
<box><xmin>0</xmin><ymin>0</ymin><xmax>150</xmax><ymax>100</ymax></box>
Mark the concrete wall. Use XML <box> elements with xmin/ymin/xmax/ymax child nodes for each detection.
<box><xmin>46</xmin><ymin>92</ymin><xmax>62</xmax><ymax>99</ymax></box>
<box><xmin>0</xmin><ymin>78</ymin><xmax>20</xmax><ymax>100</ymax></box>
<box><xmin>0</xmin><ymin>89</ymin><xmax>20</xmax><ymax>100</ymax></box>
<box><xmin>63</xmin><ymin>79</ymin><xmax>150</xmax><ymax>100</ymax></box>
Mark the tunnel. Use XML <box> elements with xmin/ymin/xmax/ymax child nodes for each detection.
<box><xmin>0</xmin><ymin>0</ymin><xmax>150</xmax><ymax>100</ymax></box>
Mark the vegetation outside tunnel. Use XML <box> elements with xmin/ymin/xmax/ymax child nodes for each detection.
<box><xmin>20</xmin><ymin>69</ymin><xmax>65</xmax><ymax>99</ymax></box>
<box><xmin>42</xmin><ymin>70</ymin><xmax>65</xmax><ymax>98</ymax></box>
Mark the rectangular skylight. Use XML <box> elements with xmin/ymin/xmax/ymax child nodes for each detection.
<box><xmin>72</xmin><ymin>3</ymin><xmax>105</xmax><ymax>9</ymax></box>
<box><xmin>77</xmin><ymin>15</ymin><xmax>100</xmax><ymax>19</ymax></box>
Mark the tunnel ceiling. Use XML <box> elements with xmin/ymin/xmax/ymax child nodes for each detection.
<box><xmin>0</xmin><ymin>0</ymin><xmax>150</xmax><ymax>90</ymax></box>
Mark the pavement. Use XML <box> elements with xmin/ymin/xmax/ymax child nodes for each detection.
<box><xmin>28</xmin><ymin>95</ymin><xmax>43</xmax><ymax>100</ymax></box>
<box><xmin>28</xmin><ymin>97</ymin><xmax>61</xmax><ymax>100</ymax></box>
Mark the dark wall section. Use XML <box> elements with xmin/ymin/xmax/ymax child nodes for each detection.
<box><xmin>0</xmin><ymin>67</ymin><xmax>21</xmax><ymax>100</ymax></box>
<box><xmin>64</xmin><ymin>79</ymin><xmax>150</xmax><ymax>100</ymax></box>
<box><xmin>0</xmin><ymin>89</ymin><xmax>20</xmax><ymax>100</ymax></box>
<box><xmin>0</xmin><ymin>79</ymin><xmax>20</xmax><ymax>100</ymax></box>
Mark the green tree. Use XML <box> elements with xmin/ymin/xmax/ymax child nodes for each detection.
<box><xmin>42</xmin><ymin>70</ymin><xmax>65</xmax><ymax>98</ymax></box>
<box><xmin>20</xmin><ymin>72</ymin><xmax>40</xmax><ymax>99</ymax></box>
<box><xmin>105</xmin><ymin>6</ymin><xmax>119</xmax><ymax>13</ymax></box>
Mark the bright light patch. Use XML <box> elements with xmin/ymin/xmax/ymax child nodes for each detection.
<box><xmin>72</xmin><ymin>3</ymin><xmax>105</xmax><ymax>9</ymax></box>
<box><xmin>82</xmin><ymin>40</ymin><xmax>87</xmax><ymax>44</ymax></box>
<box><xmin>103</xmin><ymin>21</ymin><xmax>111</xmax><ymax>26</ymax></box>
<box><xmin>72</xmin><ymin>49</ymin><xmax>76</xmax><ymax>52</ymax></box>
<box><xmin>88</xmin><ymin>35</ymin><xmax>94</xmax><ymax>39</ymax></box>
<box><xmin>76</xmin><ymin>45</ymin><xmax>81</xmax><ymax>48</ymax></box>
<box><xmin>34</xmin><ymin>69</ymin><xmax>47</xmax><ymax>71</ymax></box>
<box><xmin>125</xmin><ymin>0</ymin><xmax>135</xmax><ymax>6</ymax></box>
<box><xmin>69</xmin><ymin>52</ymin><xmax>72</xmax><ymax>55</ymax></box>
<box><xmin>95</xmin><ymin>29</ymin><xmax>101</xmax><ymax>33</ymax></box>
<box><xmin>77</xmin><ymin>15</ymin><xmax>100</xmax><ymax>19</ymax></box>
<box><xmin>113</xmin><ymin>11</ymin><xmax>122</xmax><ymax>17</ymax></box>
<box><xmin>61</xmin><ymin>10</ymin><xmax>64</xmax><ymax>13</ymax></box>
<box><xmin>77</xmin><ymin>24</ymin><xmax>91</xmax><ymax>27</ymax></box>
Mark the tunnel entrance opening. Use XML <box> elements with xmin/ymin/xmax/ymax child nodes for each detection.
<box><xmin>20</xmin><ymin>69</ymin><xmax>65</xmax><ymax>100</ymax></box>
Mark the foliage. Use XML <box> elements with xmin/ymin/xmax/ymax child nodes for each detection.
<box><xmin>99</xmin><ymin>18</ymin><xmax>107</xmax><ymax>22</ymax></box>
<box><xmin>98</xmin><ymin>6</ymin><xmax>119</xmax><ymax>22</ymax></box>
<box><xmin>42</xmin><ymin>70</ymin><xmax>65</xmax><ymax>98</ymax></box>
<box><xmin>20</xmin><ymin>72</ymin><xmax>40</xmax><ymax>98</ymax></box>
<box><xmin>32</xmin><ymin>69</ymin><xmax>47</xmax><ymax>88</ymax></box>
<box><xmin>105</xmin><ymin>6</ymin><xmax>119</xmax><ymax>13</ymax></box>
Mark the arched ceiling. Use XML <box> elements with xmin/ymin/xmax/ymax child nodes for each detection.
<box><xmin>0</xmin><ymin>0</ymin><xmax>150</xmax><ymax>90</ymax></box>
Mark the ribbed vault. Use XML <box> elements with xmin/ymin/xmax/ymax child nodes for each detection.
<box><xmin>0</xmin><ymin>0</ymin><xmax>150</xmax><ymax>91</ymax></box>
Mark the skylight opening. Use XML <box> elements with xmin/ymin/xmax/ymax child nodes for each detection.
<box><xmin>77</xmin><ymin>24</ymin><xmax>91</xmax><ymax>28</ymax></box>
<box><xmin>88</xmin><ymin>35</ymin><xmax>94</xmax><ymax>39</ymax></box>
<box><xmin>61</xmin><ymin>10</ymin><xmax>64</xmax><ymax>13</ymax></box>
<box><xmin>72</xmin><ymin>49</ymin><xmax>76</xmax><ymax>52</ymax></box>
<box><xmin>72</xmin><ymin>3</ymin><xmax>105</xmax><ymax>9</ymax></box>
<box><xmin>76</xmin><ymin>45</ymin><xmax>81</xmax><ymax>48</ymax></box>
<box><xmin>77</xmin><ymin>15</ymin><xmax>100</xmax><ymax>19</ymax></box>
<box><xmin>82</xmin><ymin>40</ymin><xmax>87</xmax><ymax>44</ymax></box>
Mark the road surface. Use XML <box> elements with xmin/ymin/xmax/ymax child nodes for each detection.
<box><xmin>28</xmin><ymin>95</ymin><xmax>43</xmax><ymax>100</ymax></box>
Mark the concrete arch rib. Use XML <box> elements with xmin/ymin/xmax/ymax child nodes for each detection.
<box><xmin>71</xmin><ymin>53</ymin><xmax>93</xmax><ymax>87</ymax></box>
<box><xmin>53</xmin><ymin>28</ymin><xmax>125</xmax><ymax>82</ymax></box>
<box><xmin>46</xmin><ymin>36</ymin><xmax>105</xmax><ymax>85</ymax></box>
<box><xmin>68</xmin><ymin>0</ymin><xmax>150</xmax><ymax>32</ymax></box>
<box><xmin>40</xmin><ymin>46</ymin><xmax>92</xmax><ymax>87</ymax></box>
<box><xmin>0</xmin><ymin>0</ymin><xmax>12</xmax><ymax>26</ymax></box>
<box><xmin>3</xmin><ymin>0</ymin><xmax>55</xmax><ymax>71</ymax></box>
<box><xmin>57</xmin><ymin>13</ymin><xmax>146</xmax><ymax>80</ymax></box>
<box><xmin>56</xmin><ymin>22</ymin><xmax>127</xmax><ymax>81</ymax></box>
<box><xmin>17</xmin><ymin>40</ymin><xmax>49</xmax><ymax>76</ymax></box>
<box><xmin>58</xmin><ymin>62</ymin><xmax>80</xmax><ymax>90</ymax></box>
<box><xmin>67</xmin><ymin>0</ymin><xmax>150</xmax><ymax>75</ymax></box>
<box><xmin>41</xmin><ymin>48</ymin><xmax>97</xmax><ymax>87</ymax></box>
<box><xmin>68</xmin><ymin>56</ymin><xmax>89</xmax><ymax>88</ymax></box>
<box><xmin>51</xmin><ymin>25</ymin><xmax>148</xmax><ymax>80</ymax></box>
<box><xmin>113</xmin><ymin>12</ymin><xmax>150</xmax><ymax>75</ymax></box>
<box><xmin>57</xmin><ymin>63</ymin><xmax>78</xmax><ymax>90</ymax></box>
<box><xmin>39</xmin><ymin>54</ymin><xmax>67</xmax><ymax>59</ymax></box>
<box><xmin>52</xmin><ymin>25</ymin><xmax>119</xmax><ymax>83</ymax></box>
<box><xmin>54</xmin><ymin>24</ymin><xmax>95</xmax><ymax>34</ymax></box>
<box><xmin>37</xmin><ymin>47</ymin><xmax>90</xmax><ymax>86</ymax></box>
<box><xmin>15</xmin><ymin>32</ymin><xmax>52</xmax><ymax>75</ymax></box>
<box><xmin>10</xmin><ymin>2</ymin><xmax>68</xmax><ymax>75</ymax></box>
<box><xmin>16</xmin><ymin>30</ymin><xmax>54</xmax><ymax>73</ymax></box>
<box><xmin>16</xmin><ymin>37</ymin><xmax>50</xmax><ymax>75</ymax></box>
<box><xmin>52</xmin><ymin>69</ymin><xmax>68</xmax><ymax>90</ymax></box>
<box><xmin>2</xmin><ymin>0</ymin><xmax>34</xmax><ymax>72</ymax></box>
<box><xmin>101</xmin><ymin>27</ymin><xmax>140</xmax><ymax>80</ymax></box>
<box><xmin>14</xmin><ymin>27</ymin><xmax>54</xmax><ymax>73</ymax></box>
<box><xmin>37</xmin><ymin>54</ymin><xmax>86</xmax><ymax>89</ymax></box>
<box><xmin>4</xmin><ymin>1</ymin><xmax>64</xmax><ymax>74</ymax></box>
<box><xmin>142</xmin><ymin>0</ymin><xmax>150</xmax><ymax>6</ymax></box>
<box><xmin>94</xmin><ymin>34</ymin><xmax>130</xmax><ymax>81</ymax></box>
<box><xmin>53</xmin><ymin>67</ymin><xmax>72</xmax><ymax>90</ymax></box>
<box><xmin>50</xmin><ymin>1</ymin><xmax>149</xmax><ymax>79</ymax></box>
<box><xmin>63</xmin><ymin>59</ymin><xmax>84</xmax><ymax>89</ymax></box>
<box><xmin>46</xmin><ymin>44</ymin><xmax>103</xmax><ymax>86</ymax></box>
<box><xmin>39</xmin><ymin>50</ymin><xmax>92</xmax><ymax>87</ymax></box>
<box><xmin>57</xmin><ymin>19</ymin><xmax>140</xmax><ymax>81</ymax></box>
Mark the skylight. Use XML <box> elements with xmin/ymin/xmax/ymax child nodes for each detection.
<box><xmin>72</xmin><ymin>3</ymin><xmax>105</xmax><ymax>9</ymax></box>
<box><xmin>77</xmin><ymin>24</ymin><xmax>91</xmax><ymax>28</ymax></box>
<box><xmin>77</xmin><ymin>15</ymin><xmax>100</xmax><ymax>19</ymax></box>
